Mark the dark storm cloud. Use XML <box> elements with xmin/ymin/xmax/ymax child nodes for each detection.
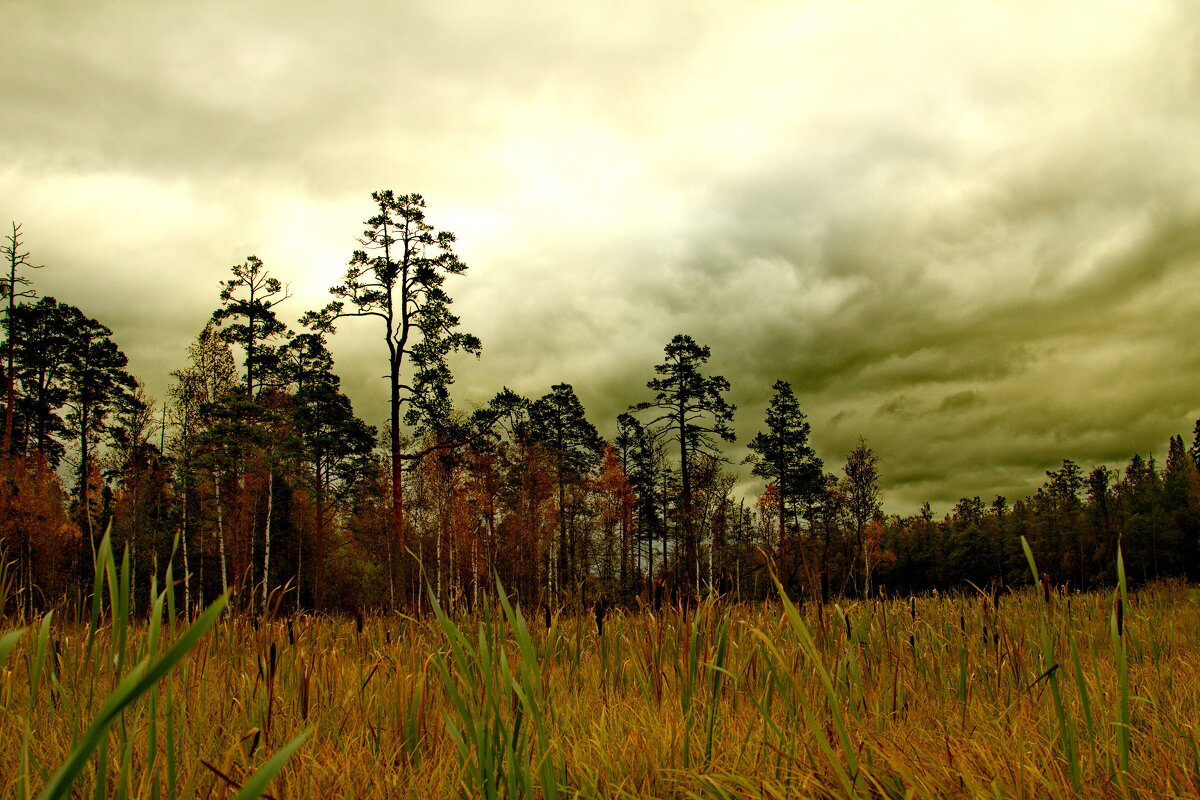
<box><xmin>2</xmin><ymin>0</ymin><xmax>1198</xmax><ymax>515</ymax></box>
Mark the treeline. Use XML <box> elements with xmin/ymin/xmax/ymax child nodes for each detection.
<box><xmin>0</xmin><ymin>198</ymin><xmax>1196</xmax><ymax>617</ymax></box>
<box><xmin>876</xmin><ymin>441</ymin><xmax>1200</xmax><ymax>595</ymax></box>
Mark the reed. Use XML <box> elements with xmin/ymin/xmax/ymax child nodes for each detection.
<box><xmin>1</xmin><ymin>530</ymin><xmax>307</xmax><ymax>800</ymax></box>
<box><xmin>6</xmin><ymin>544</ymin><xmax>1200</xmax><ymax>797</ymax></box>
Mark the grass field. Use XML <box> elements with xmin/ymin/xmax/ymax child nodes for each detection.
<box><xmin>4</xmin><ymin>541</ymin><xmax>1200</xmax><ymax>799</ymax></box>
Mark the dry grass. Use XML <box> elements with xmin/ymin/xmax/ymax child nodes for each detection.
<box><xmin>4</xmin><ymin>558</ymin><xmax>1200</xmax><ymax>798</ymax></box>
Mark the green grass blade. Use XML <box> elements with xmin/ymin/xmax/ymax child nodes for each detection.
<box><xmin>29</xmin><ymin>610</ymin><xmax>53</xmax><ymax>708</ymax></box>
<box><xmin>229</xmin><ymin>728</ymin><xmax>312</xmax><ymax>800</ymax></box>
<box><xmin>37</xmin><ymin>593</ymin><xmax>229</xmax><ymax>800</ymax></box>
<box><xmin>0</xmin><ymin>627</ymin><xmax>24</xmax><ymax>670</ymax></box>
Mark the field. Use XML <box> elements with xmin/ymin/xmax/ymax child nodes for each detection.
<box><xmin>4</xmin><ymin>543</ymin><xmax>1200</xmax><ymax>799</ymax></box>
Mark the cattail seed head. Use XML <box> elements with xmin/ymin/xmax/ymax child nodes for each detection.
<box><xmin>594</xmin><ymin>594</ymin><xmax>609</xmax><ymax>637</ymax></box>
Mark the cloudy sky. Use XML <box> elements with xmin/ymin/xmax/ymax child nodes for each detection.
<box><xmin>3</xmin><ymin>1</ymin><xmax>1199</xmax><ymax>513</ymax></box>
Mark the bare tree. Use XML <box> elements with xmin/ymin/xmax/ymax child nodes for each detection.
<box><xmin>1</xmin><ymin>222</ymin><xmax>41</xmax><ymax>462</ymax></box>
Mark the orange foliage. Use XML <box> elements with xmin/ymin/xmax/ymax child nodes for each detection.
<box><xmin>0</xmin><ymin>455</ymin><xmax>78</xmax><ymax>610</ymax></box>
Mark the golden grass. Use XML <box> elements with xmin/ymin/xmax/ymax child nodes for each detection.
<box><xmin>4</xmin><ymin>577</ymin><xmax>1200</xmax><ymax>798</ymax></box>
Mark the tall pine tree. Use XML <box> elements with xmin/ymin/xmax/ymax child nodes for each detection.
<box><xmin>632</xmin><ymin>334</ymin><xmax>735</xmax><ymax>597</ymax></box>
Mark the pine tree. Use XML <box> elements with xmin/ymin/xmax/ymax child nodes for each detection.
<box><xmin>841</xmin><ymin>438</ymin><xmax>881</xmax><ymax>597</ymax></box>
<box><xmin>305</xmin><ymin>191</ymin><xmax>481</xmax><ymax>607</ymax></box>
<box><xmin>210</xmin><ymin>256</ymin><xmax>291</xmax><ymax>610</ymax></box>
<box><xmin>746</xmin><ymin>379</ymin><xmax>823</xmax><ymax>581</ymax></box>
<box><xmin>525</xmin><ymin>383</ymin><xmax>601</xmax><ymax>595</ymax></box>
<box><xmin>282</xmin><ymin>332</ymin><xmax>376</xmax><ymax>608</ymax></box>
<box><xmin>632</xmin><ymin>334</ymin><xmax>735</xmax><ymax>597</ymax></box>
<box><xmin>211</xmin><ymin>255</ymin><xmax>290</xmax><ymax>399</ymax></box>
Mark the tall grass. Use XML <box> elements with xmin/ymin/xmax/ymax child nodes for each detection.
<box><xmin>1</xmin><ymin>532</ymin><xmax>307</xmax><ymax>799</ymax></box>
<box><xmin>6</xmin><ymin>543</ymin><xmax>1199</xmax><ymax>798</ymax></box>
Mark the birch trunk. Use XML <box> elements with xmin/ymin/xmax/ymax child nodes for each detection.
<box><xmin>215</xmin><ymin>470</ymin><xmax>228</xmax><ymax>596</ymax></box>
<box><xmin>262</xmin><ymin>466</ymin><xmax>273</xmax><ymax>609</ymax></box>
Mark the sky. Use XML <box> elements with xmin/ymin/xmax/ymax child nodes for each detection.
<box><xmin>2</xmin><ymin>0</ymin><xmax>1199</xmax><ymax>514</ymax></box>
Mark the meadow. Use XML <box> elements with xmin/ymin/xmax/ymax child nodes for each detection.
<box><xmin>3</xmin><ymin>538</ymin><xmax>1200</xmax><ymax>799</ymax></box>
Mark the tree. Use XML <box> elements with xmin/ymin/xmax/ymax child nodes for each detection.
<box><xmin>746</xmin><ymin>379</ymin><xmax>824</xmax><ymax>580</ymax></box>
<box><xmin>6</xmin><ymin>297</ymin><xmax>74</xmax><ymax>465</ymax></box>
<box><xmin>282</xmin><ymin>332</ymin><xmax>376</xmax><ymax>608</ymax></box>
<box><xmin>56</xmin><ymin>302</ymin><xmax>139</xmax><ymax>559</ymax></box>
<box><xmin>841</xmin><ymin>437</ymin><xmax>882</xmax><ymax>597</ymax></box>
<box><xmin>304</xmin><ymin>191</ymin><xmax>483</xmax><ymax>605</ymax></box>
<box><xmin>104</xmin><ymin>383</ymin><xmax>173</xmax><ymax>607</ymax></box>
<box><xmin>169</xmin><ymin>322</ymin><xmax>238</xmax><ymax>608</ymax></box>
<box><xmin>1190</xmin><ymin>419</ymin><xmax>1200</xmax><ymax>469</ymax></box>
<box><xmin>1163</xmin><ymin>434</ymin><xmax>1200</xmax><ymax>579</ymax></box>
<box><xmin>211</xmin><ymin>255</ymin><xmax>290</xmax><ymax>399</ymax></box>
<box><xmin>592</xmin><ymin>442</ymin><xmax>635</xmax><ymax>597</ymax></box>
<box><xmin>632</xmin><ymin>334</ymin><xmax>735</xmax><ymax>597</ymax></box>
<box><xmin>525</xmin><ymin>383</ymin><xmax>601</xmax><ymax>596</ymax></box>
<box><xmin>210</xmin><ymin>256</ymin><xmax>292</xmax><ymax>610</ymax></box>
<box><xmin>1</xmin><ymin>222</ymin><xmax>42</xmax><ymax>461</ymax></box>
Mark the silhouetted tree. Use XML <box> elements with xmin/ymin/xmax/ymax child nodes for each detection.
<box><xmin>525</xmin><ymin>383</ymin><xmax>601</xmax><ymax>595</ymax></box>
<box><xmin>1</xmin><ymin>222</ymin><xmax>41</xmax><ymax>461</ymax></box>
<box><xmin>841</xmin><ymin>438</ymin><xmax>881</xmax><ymax>597</ymax></box>
<box><xmin>305</xmin><ymin>191</ymin><xmax>506</xmax><ymax>606</ymax></box>
<box><xmin>59</xmin><ymin>302</ymin><xmax>138</xmax><ymax>562</ymax></box>
<box><xmin>6</xmin><ymin>297</ymin><xmax>73</xmax><ymax>466</ymax></box>
<box><xmin>282</xmin><ymin>331</ymin><xmax>376</xmax><ymax>608</ymax></box>
<box><xmin>632</xmin><ymin>334</ymin><xmax>735</xmax><ymax>597</ymax></box>
<box><xmin>211</xmin><ymin>255</ymin><xmax>290</xmax><ymax>399</ymax></box>
<box><xmin>746</xmin><ymin>379</ymin><xmax>823</xmax><ymax>585</ymax></box>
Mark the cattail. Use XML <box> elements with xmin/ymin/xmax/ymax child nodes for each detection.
<box><xmin>594</xmin><ymin>594</ymin><xmax>609</xmax><ymax>637</ymax></box>
<box><xmin>981</xmin><ymin>595</ymin><xmax>989</xmax><ymax>644</ymax></box>
<box><xmin>1116</xmin><ymin>594</ymin><xmax>1124</xmax><ymax>638</ymax></box>
<box><xmin>910</xmin><ymin>596</ymin><xmax>916</xmax><ymax>623</ymax></box>
<box><xmin>844</xmin><ymin>611</ymin><xmax>852</xmax><ymax>641</ymax></box>
<box><xmin>286</xmin><ymin>617</ymin><xmax>295</xmax><ymax>646</ymax></box>
<box><xmin>543</xmin><ymin>603</ymin><xmax>552</xmax><ymax>630</ymax></box>
<box><xmin>355</xmin><ymin>609</ymin><xmax>364</xmax><ymax>635</ymax></box>
<box><xmin>1041</xmin><ymin>573</ymin><xmax>1051</xmax><ymax>604</ymax></box>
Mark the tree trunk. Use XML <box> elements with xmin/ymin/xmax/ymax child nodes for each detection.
<box><xmin>3</xmin><ymin>246</ymin><xmax>17</xmax><ymax>464</ymax></box>
<box><xmin>80</xmin><ymin>400</ymin><xmax>95</xmax><ymax>569</ymax></box>
<box><xmin>262</xmin><ymin>465</ymin><xmax>273</xmax><ymax>609</ymax></box>
<box><xmin>215</xmin><ymin>470</ymin><xmax>228</xmax><ymax>596</ymax></box>
<box><xmin>390</xmin><ymin>362</ymin><xmax>404</xmax><ymax>610</ymax></box>
<box><xmin>557</xmin><ymin>461</ymin><xmax>567</xmax><ymax>594</ymax></box>
<box><xmin>313</xmin><ymin>456</ymin><xmax>325</xmax><ymax>610</ymax></box>
<box><xmin>181</xmin><ymin>481</ymin><xmax>192</xmax><ymax>617</ymax></box>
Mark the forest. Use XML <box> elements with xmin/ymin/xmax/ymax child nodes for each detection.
<box><xmin>2</xmin><ymin>191</ymin><xmax>1198</xmax><ymax>618</ymax></box>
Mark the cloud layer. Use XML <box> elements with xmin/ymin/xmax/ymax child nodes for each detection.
<box><xmin>2</xmin><ymin>0</ymin><xmax>1199</xmax><ymax>513</ymax></box>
